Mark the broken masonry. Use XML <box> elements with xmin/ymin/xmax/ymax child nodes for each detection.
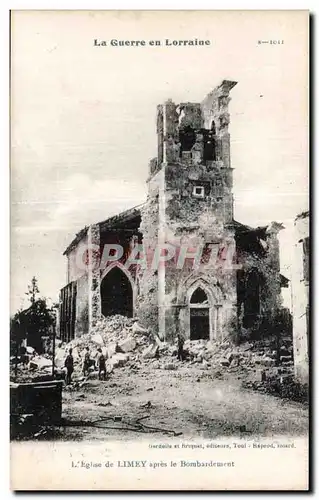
<box><xmin>59</xmin><ymin>80</ymin><xmax>287</xmax><ymax>344</ymax></box>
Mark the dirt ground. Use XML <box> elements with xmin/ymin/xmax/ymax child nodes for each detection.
<box><xmin>56</xmin><ymin>361</ymin><xmax>308</xmax><ymax>442</ymax></box>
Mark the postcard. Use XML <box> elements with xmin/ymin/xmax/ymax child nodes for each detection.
<box><xmin>10</xmin><ymin>10</ymin><xmax>309</xmax><ymax>491</ymax></box>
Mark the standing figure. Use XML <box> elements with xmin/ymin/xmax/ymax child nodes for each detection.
<box><xmin>177</xmin><ymin>333</ymin><xmax>185</xmax><ymax>361</ymax></box>
<box><xmin>97</xmin><ymin>348</ymin><xmax>107</xmax><ymax>381</ymax></box>
<box><xmin>64</xmin><ymin>348</ymin><xmax>74</xmax><ymax>385</ymax></box>
<box><xmin>83</xmin><ymin>347</ymin><xmax>91</xmax><ymax>376</ymax></box>
<box><xmin>115</xmin><ymin>342</ymin><xmax>123</xmax><ymax>353</ymax></box>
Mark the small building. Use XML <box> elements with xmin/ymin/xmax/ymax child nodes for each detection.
<box><xmin>292</xmin><ymin>211</ymin><xmax>309</xmax><ymax>384</ymax></box>
<box><xmin>59</xmin><ymin>80</ymin><xmax>287</xmax><ymax>344</ymax></box>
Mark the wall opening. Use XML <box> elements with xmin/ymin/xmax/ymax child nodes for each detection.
<box><xmin>101</xmin><ymin>267</ymin><xmax>133</xmax><ymax>317</ymax></box>
<box><xmin>179</xmin><ymin>126</ymin><xmax>196</xmax><ymax>154</ymax></box>
<box><xmin>243</xmin><ymin>268</ymin><xmax>260</xmax><ymax>328</ymax></box>
<box><xmin>203</xmin><ymin>131</ymin><xmax>216</xmax><ymax>161</ymax></box>
<box><xmin>189</xmin><ymin>287</ymin><xmax>210</xmax><ymax>340</ymax></box>
<box><xmin>192</xmin><ymin>185</ymin><xmax>205</xmax><ymax>198</ymax></box>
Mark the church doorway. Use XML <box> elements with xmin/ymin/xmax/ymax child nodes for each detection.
<box><xmin>189</xmin><ymin>287</ymin><xmax>210</xmax><ymax>340</ymax></box>
<box><xmin>100</xmin><ymin>266</ymin><xmax>133</xmax><ymax>317</ymax></box>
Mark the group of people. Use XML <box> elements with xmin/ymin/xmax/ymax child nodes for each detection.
<box><xmin>64</xmin><ymin>346</ymin><xmax>108</xmax><ymax>385</ymax></box>
<box><xmin>64</xmin><ymin>335</ymin><xmax>186</xmax><ymax>385</ymax></box>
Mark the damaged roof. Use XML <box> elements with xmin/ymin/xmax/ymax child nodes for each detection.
<box><xmin>63</xmin><ymin>212</ymin><xmax>284</xmax><ymax>257</ymax></box>
<box><xmin>231</xmin><ymin>220</ymin><xmax>285</xmax><ymax>235</ymax></box>
<box><xmin>63</xmin><ymin>204</ymin><xmax>144</xmax><ymax>256</ymax></box>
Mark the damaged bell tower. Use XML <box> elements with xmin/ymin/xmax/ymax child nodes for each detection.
<box><xmin>61</xmin><ymin>79</ymin><xmax>285</xmax><ymax>343</ymax></box>
<box><xmin>137</xmin><ymin>80</ymin><xmax>239</xmax><ymax>342</ymax></box>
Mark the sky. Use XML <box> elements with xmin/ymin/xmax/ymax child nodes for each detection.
<box><xmin>10</xmin><ymin>10</ymin><xmax>308</xmax><ymax>313</ymax></box>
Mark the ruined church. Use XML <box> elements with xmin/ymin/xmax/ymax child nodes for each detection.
<box><xmin>59</xmin><ymin>80</ymin><xmax>287</xmax><ymax>343</ymax></box>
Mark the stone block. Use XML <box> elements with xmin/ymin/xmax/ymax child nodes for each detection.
<box><xmin>107</xmin><ymin>343</ymin><xmax>117</xmax><ymax>358</ymax></box>
<box><xmin>28</xmin><ymin>357</ymin><xmax>52</xmax><ymax>370</ymax></box>
<box><xmin>132</xmin><ymin>322</ymin><xmax>149</xmax><ymax>335</ymax></box>
<box><xmin>91</xmin><ymin>333</ymin><xmax>104</xmax><ymax>346</ymax></box>
<box><xmin>163</xmin><ymin>362</ymin><xmax>177</xmax><ymax>370</ymax></box>
<box><xmin>220</xmin><ymin>358</ymin><xmax>230</xmax><ymax>367</ymax></box>
<box><xmin>230</xmin><ymin>357</ymin><xmax>240</xmax><ymax>368</ymax></box>
<box><xmin>226</xmin><ymin>352</ymin><xmax>234</xmax><ymax>363</ymax></box>
<box><xmin>109</xmin><ymin>353</ymin><xmax>130</xmax><ymax>368</ymax></box>
<box><xmin>142</xmin><ymin>344</ymin><xmax>159</xmax><ymax>359</ymax></box>
<box><xmin>119</xmin><ymin>337</ymin><xmax>136</xmax><ymax>353</ymax></box>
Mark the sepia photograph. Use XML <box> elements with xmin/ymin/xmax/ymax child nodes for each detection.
<box><xmin>10</xmin><ymin>10</ymin><xmax>309</xmax><ymax>490</ymax></box>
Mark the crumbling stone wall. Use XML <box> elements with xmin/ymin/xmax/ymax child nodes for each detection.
<box><xmin>292</xmin><ymin>212</ymin><xmax>309</xmax><ymax>384</ymax></box>
<box><xmin>138</xmin><ymin>80</ymin><xmax>239</xmax><ymax>342</ymax></box>
<box><xmin>65</xmin><ymin>215</ymin><xmax>143</xmax><ymax>337</ymax></box>
<box><xmin>67</xmin><ymin>234</ymin><xmax>88</xmax><ymax>283</ymax></box>
<box><xmin>136</xmin><ymin>171</ymin><xmax>162</xmax><ymax>332</ymax></box>
<box><xmin>138</xmin><ymin>80</ymin><xmax>285</xmax><ymax>344</ymax></box>
<box><xmin>164</xmin><ymin>259</ymin><xmax>238</xmax><ymax>343</ymax></box>
<box><xmin>164</xmin><ymin>162</ymin><xmax>233</xmax><ymax>225</ymax></box>
<box><xmin>64</xmin><ymin>233</ymin><xmax>91</xmax><ymax>338</ymax></box>
<box><xmin>201</xmin><ymin>81</ymin><xmax>236</xmax><ymax>170</ymax></box>
<box><xmin>75</xmin><ymin>273</ymin><xmax>89</xmax><ymax>337</ymax></box>
<box><xmin>236</xmin><ymin>222</ymin><xmax>283</xmax><ymax>339</ymax></box>
<box><xmin>237</xmin><ymin>254</ymin><xmax>280</xmax><ymax>337</ymax></box>
<box><xmin>88</xmin><ymin>223</ymin><xmax>101</xmax><ymax>331</ymax></box>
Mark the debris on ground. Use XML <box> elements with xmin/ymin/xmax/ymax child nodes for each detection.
<box><xmin>10</xmin><ymin>313</ymin><xmax>297</xmax><ymax>405</ymax></box>
<box><xmin>28</xmin><ymin>356</ymin><xmax>52</xmax><ymax>371</ymax></box>
<box><xmin>242</xmin><ymin>371</ymin><xmax>308</xmax><ymax>403</ymax></box>
<box><xmin>52</xmin><ymin>316</ymin><xmax>163</xmax><ymax>380</ymax></box>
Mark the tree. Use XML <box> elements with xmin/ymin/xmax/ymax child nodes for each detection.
<box><xmin>26</xmin><ymin>298</ymin><xmax>56</xmax><ymax>353</ymax></box>
<box><xmin>25</xmin><ymin>276</ymin><xmax>40</xmax><ymax>305</ymax></box>
<box><xmin>11</xmin><ymin>278</ymin><xmax>57</xmax><ymax>354</ymax></box>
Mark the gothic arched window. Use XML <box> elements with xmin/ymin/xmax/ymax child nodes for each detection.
<box><xmin>190</xmin><ymin>287</ymin><xmax>209</xmax><ymax>304</ymax></box>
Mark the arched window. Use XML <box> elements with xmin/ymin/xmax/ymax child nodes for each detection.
<box><xmin>100</xmin><ymin>267</ymin><xmax>133</xmax><ymax>317</ymax></box>
<box><xmin>190</xmin><ymin>287</ymin><xmax>208</xmax><ymax>304</ymax></box>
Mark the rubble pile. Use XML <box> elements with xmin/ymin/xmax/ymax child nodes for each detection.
<box><xmin>54</xmin><ymin>316</ymin><xmax>294</xmax><ymax>381</ymax></box>
<box><xmin>10</xmin><ymin>315</ymin><xmax>162</xmax><ymax>383</ymax></box>
<box><xmin>10</xmin><ymin>314</ymin><xmax>294</xmax><ymax>392</ymax></box>
<box><xmin>242</xmin><ymin>372</ymin><xmax>308</xmax><ymax>403</ymax></box>
<box><xmin>55</xmin><ymin>315</ymin><xmax>162</xmax><ymax>377</ymax></box>
<box><xmin>10</xmin><ymin>352</ymin><xmax>55</xmax><ymax>383</ymax></box>
<box><xmin>180</xmin><ymin>338</ymin><xmax>289</xmax><ymax>370</ymax></box>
